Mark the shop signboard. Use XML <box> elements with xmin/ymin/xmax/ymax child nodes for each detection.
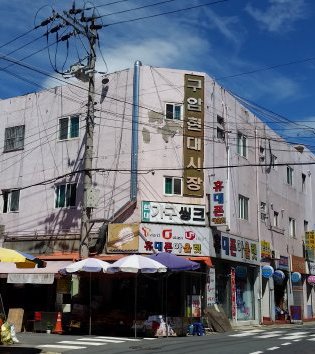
<box><xmin>307</xmin><ymin>275</ymin><xmax>315</xmax><ymax>286</ymax></box>
<box><xmin>139</xmin><ymin>223</ymin><xmax>210</xmax><ymax>256</ymax></box>
<box><xmin>275</xmin><ymin>255</ymin><xmax>289</xmax><ymax>271</ymax></box>
<box><xmin>291</xmin><ymin>255</ymin><xmax>306</xmax><ymax>274</ymax></box>
<box><xmin>309</xmin><ymin>261</ymin><xmax>315</xmax><ymax>275</ymax></box>
<box><xmin>212</xmin><ymin>232</ymin><xmax>259</xmax><ymax>265</ymax></box>
<box><xmin>209</xmin><ymin>179</ymin><xmax>227</xmax><ymax>226</ymax></box>
<box><xmin>107</xmin><ymin>223</ymin><xmax>139</xmax><ymax>253</ymax></box>
<box><xmin>206</xmin><ymin>267</ymin><xmax>216</xmax><ymax>306</ymax></box>
<box><xmin>261</xmin><ymin>240</ymin><xmax>272</xmax><ymax>259</ymax></box>
<box><xmin>305</xmin><ymin>231</ymin><xmax>315</xmax><ymax>250</ymax></box>
<box><xmin>183</xmin><ymin>74</ymin><xmax>204</xmax><ymax>197</ymax></box>
<box><xmin>141</xmin><ymin>201</ymin><xmax>206</xmax><ymax>226</ymax></box>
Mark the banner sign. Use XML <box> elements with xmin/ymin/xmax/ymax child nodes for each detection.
<box><xmin>107</xmin><ymin>223</ymin><xmax>139</xmax><ymax>253</ymax></box>
<box><xmin>210</xmin><ymin>180</ymin><xmax>227</xmax><ymax>226</ymax></box>
<box><xmin>183</xmin><ymin>74</ymin><xmax>204</xmax><ymax>197</ymax></box>
<box><xmin>141</xmin><ymin>201</ymin><xmax>206</xmax><ymax>226</ymax></box>
<box><xmin>206</xmin><ymin>267</ymin><xmax>216</xmax><ymax>307</ymax></box>
<box><xmin>261</xmin><ymin>240</ymin><xmax>272</xmax><ymax>259</ymax></box>
<box><xmin>139</xmin><ymin>223</ymin><xmax>209</xmax><ymax>256</ymax></box>
<box><xmin>291</xmin><ymin>255</ymin><xmax>306</xmax><ymax>274</ymax></box>
<box><xmin>213</xmin><ymin>232</ymin><xmax>259</xmax><ymax>265</ymax></box>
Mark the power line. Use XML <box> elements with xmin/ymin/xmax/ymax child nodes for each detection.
<box><xmin>103</xmin><ymin>0</ymin><xmax>229</xmax><ymax>26</ymax></box>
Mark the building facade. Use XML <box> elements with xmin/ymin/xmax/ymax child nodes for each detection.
<box><xmin>0</xmin><ymin>63</ymin><xmax>314</xmax><ymax>329</ymax></box>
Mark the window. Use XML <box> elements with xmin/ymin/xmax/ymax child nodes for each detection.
<box><xmin>302</xmin><ymin>173</ymin><xmax>306</xmax><ymax>192</ymax></box>
<box><xmin>165</xmin><ymin>103</ymin><xmax>182</xmax><ymax>120</ymax></box>
<box><xmin>304</xmin><ymin>220</ymin><xmax>308</xmax><ymax>232</ymax></box>
<box><xmin>260</xmin><ymin>202</ymin><xmax>267</xmax><ymax>221</ymax></box>
<box><xmin>2</xmin><ymin>189</ymin><xmax>20</xmax><ymax>213</ymax></box>
<box><xmin>217</xmin><ymin>127</ymin><xmax>225</xmax><ymax>140</ymax></box>
<box><xmin>55</xmin><ymin>183</ymin><xmax>77</xmax><ymax>208</ymax></box>
<box><xmin>273</xmin><ymin>211</ymin><xmax>279</xmax><ymax>227</ymax></box>
<box><xmin>259</xmin><ymin>146</ymin><xmax>265</xmax><ymax>162</ymax></box>
<box><xmin>286</xmin><ymin>166</ymin><xmax>293</xmax><ymax>185</ymax></box>
<box><xmin>271</xmin><ymin>154</ymin><xmax>277</xmax><ymax>170</ymax></box>
<box><xmin>289</xmin><ymin>217</ymin><xmax>296</xmax><ymax>238</ymax></box>
<box><xmin>4</xmin><ymin>125</ymin><xmax>25</xmax><ymax>152</ymax></box>
<box><xmin>164</xmin><ymin>177</ymin><xmax>182</xmax><ymax>196</ymax></box>
<box><xmin>59</xmin><ymin>115</ymin><xmax>79</xmax><ymax>140</ymax></box>
<box><xmin>238</xmin><ymin>195</ymin><xmax>249</xmax><ymax>220</ymax></box>
<box><xmin>237</xmin><ymin>132</ymin><xmax>247</xmax><ymax>158</ymax></box>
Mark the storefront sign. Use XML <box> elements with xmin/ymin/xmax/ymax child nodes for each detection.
<box><xmin>273</xmin><ymin>270</ymin><xmax>285</xmax><ymax>284</ymax></box>
<box><xmin>183</xmin><ymin>74</ymin><xmax>204</xmax><ymax>197</ymax></box>
<box><xmin>262</xmin><ymin>265</ymin><xmax>274</xmax><ymax>279</ymax></box>
<box><xmin>206</xmin><ymin>268</ymin><xmax>216</xmax><ymax>306</ymax></box>
<box><xmin>213</xmin><ymin>232</ymin><xmax>259</xmax><ymax>265</ymax></box>
<box><xmin>309</xmin><ymin>261</ymin><xmax>315</xmax><ymax>275</ymax></box>
<box><xmin>141</xmin><ymin>201</ymin><xmax>206</xmax><ymax>226</ymax></box>
<box><xmin>210</xmin><ymin>180</ymin><xmax>227</xmax><ymax>226</ymax></box>
<box><xmin>276</xmin><ymin>256</ymin><xmax>289</xmax><ymax>271</ymax></box>
<box><xmin>107</xmin><ymin>223</ymin><xmax>139</xmax><ymax>253</ymax></box>
<box><xmin>305</xmin><ymin>231</ymin><xmax>315</xmax><ymax>250</ymax></box>
<box><xmin>261</xmin><ymin>240</ymin><xmax>272</xmax><ymax>259</ymax></box>
<box><xmin>307</xmin><ymin>275</ymin><xmax>315</xmax><ymax>286</ymax></box>
<box><xmin>291</xmin><ymin>272</ymin><xmax>302</xmax><ymax>283</ymax></box>
<box><xmin>139</xmin><ymin>223</ymin><xmax>210</xmax><ymax>256</ymax></box>
<box><xmin>291</xmin><ymin>255</ymin><xmax>306</xmax><ymax>274</ymax></box>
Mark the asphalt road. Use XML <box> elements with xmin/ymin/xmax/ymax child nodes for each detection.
<box><xmin>2</xmin><ymin>322</ymin><xmax>315</xmax><ymax>354</ymax></box>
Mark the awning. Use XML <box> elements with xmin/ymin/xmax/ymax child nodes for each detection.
<box><xmin>0</xmin><ymin>261</ymin><xmax>72</xmax><ymax>284</ymax></box>
<box><xmin>187</xmin><ymin>256</ymin><xmax>213</xmax><ymax>267</ymax></box>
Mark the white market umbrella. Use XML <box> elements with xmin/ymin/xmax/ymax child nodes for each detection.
<box><xmin>107</xmin><ymin>255</ymin><xmax>167</xmax><ymax>337</ymax></box>
<box><xmin>64</xmin><ymin>258</ymin><xmax>111</xmax><ymax>335</ymax></box>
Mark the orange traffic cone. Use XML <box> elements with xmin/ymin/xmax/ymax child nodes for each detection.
<box><xmin>53</xmin><ymin>312</ymin><xmax>63</xmax><ymax>334</ymax></box>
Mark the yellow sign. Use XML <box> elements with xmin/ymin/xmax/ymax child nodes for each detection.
<box><xmin>107</xmin><ymin>223</ymin><xmax>139</xmax><ymax>253</ymax></box>
<box><xmin>305</xmin><ymin>231</ymin><xmax>315</xmax><ymax>250</ymax></box>
<box><xmin>261</xmin><ymin>240</ymin><xmax>272</xmax><ymax>259</ymax></box>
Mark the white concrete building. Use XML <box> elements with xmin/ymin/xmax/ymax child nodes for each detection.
<box><xmin>0</xmin><ymin>63</ymin><xmax>314</xmax><ymax>327</ymax></box>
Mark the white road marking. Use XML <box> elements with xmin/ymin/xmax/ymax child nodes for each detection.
<box><xmin>281</xmin><ymin>342</ymin><xmax>291</xmax><ymax>346</ymax></box>
<box><xmin>281</xmin><ymin>335</ymin><xmax>307</xmax><ymax>340</ymax></box>
<box><xmin>230</xmin><ymin>330</ymin><xmax>265</xmax><ymax>337</ymax></box>
<box><xmin>38</xmin><ymin>344</ymin><xmax>87</xmax><ymax>349</ymax></box>
<box><xmin>78</xmin><ymin>338</ymin><xmax>124</xmax><ymax>343</ymax></box>
<box><xmin>267</xmin><ymin>347</ymin><xmax>280</xmax><ymax>351</ymax></box>
<box><xmin>58</xmin><ymin>340</ymin><xmax>105</xmax><ymax>346</ymax></box>
<box><xmin>143</xmin><ymin>337</ymin><xmax>158</xmax><ymax>340</ymax></box>
<box><xmin>95</xmin><ymin>336</ymin><xmax>141</xmax><ymax>341</ymax></box>
<box><xmin>249</xmin><ymin>351</ymin><xmax>263</xmax><ymax>354</ymax></box>
<box><xmin>293</xmin><ymin>339</ymin><xmax>302</xmax><ymax>342</ymax></box>
<box><xmin>308</xmin><ymin>338</ymin><xmax>315</xmax><ymax>341</ymax></box>
<box><xmin>256</xmin><ymin>333</ymin><xmax>283</xmax><ymax>339</ymax></box>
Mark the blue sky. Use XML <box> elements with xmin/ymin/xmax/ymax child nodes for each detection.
<box><xmin>0</xmin><ymin>0</ymin><xmax>314</xmax><ymax>149</ymax></box>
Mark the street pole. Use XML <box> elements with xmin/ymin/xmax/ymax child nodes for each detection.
<box><xmin>80</xmin><ymin>20</ymin><xmax>97</xmax><ymax>259</ymax></box>
<box><xmin>43</xmin><ymin>6</ymin><xmax>100</xmax><ymax>258</ymax></box>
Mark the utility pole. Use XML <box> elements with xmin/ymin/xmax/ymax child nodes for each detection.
<box><xmin>42</xmin><ymin>4</ymin><xmax>101</xmax><ymax>258</ymax></box>
<box><xmin>79</xmin><ymin>18</ymin><xmax>97</xmax><ymax>259</ymax></box>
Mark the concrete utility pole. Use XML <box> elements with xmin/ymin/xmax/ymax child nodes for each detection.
<box><xmin>44</xmin><ymin>5</ymin><xmax>101</xmax><ymax>258</ymax></box>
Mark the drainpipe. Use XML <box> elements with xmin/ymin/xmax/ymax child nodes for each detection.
<box><xmin>130</xmin><ymin>60</ymin><xmax>142</xmax><ymax>200</ymax></box>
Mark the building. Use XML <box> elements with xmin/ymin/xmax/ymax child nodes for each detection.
<box><xmin>0</xmin><ymin>62</ymin><xmax>314</xmax><ymax>331</ymax></box>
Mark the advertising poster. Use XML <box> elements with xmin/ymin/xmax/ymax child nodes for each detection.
<box><xmin>107</xmin><ymin>223</ymin><xmax>139</xmax><ymax>253</ymax></box>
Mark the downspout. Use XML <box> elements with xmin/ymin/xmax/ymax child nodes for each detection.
<box><xmin>131</xmin><ymin>60</ymin><xmax>142</xmax><ymax>200</ymax></box>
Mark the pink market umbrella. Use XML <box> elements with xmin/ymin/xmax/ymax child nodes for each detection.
<box><xmin>107</xmin><ymin>255</ymin><xmax>167</xmax><ymax>337</ymax></box>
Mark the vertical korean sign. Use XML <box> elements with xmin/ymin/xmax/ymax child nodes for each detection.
<box><xmin>210</xmin><ymin>180</ymin><xmax>227</xmax><ymax>226</ymax></box>
<box><xmin>183</xmin><ymin>74</ymin><xmax>204</xmax><ymax>197</ymax></box>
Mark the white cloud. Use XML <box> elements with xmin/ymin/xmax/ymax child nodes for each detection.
<box><xmin>245</xmin><ymin>0</ymin><xmax>308</xmax><ymax>33</ymax></box>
